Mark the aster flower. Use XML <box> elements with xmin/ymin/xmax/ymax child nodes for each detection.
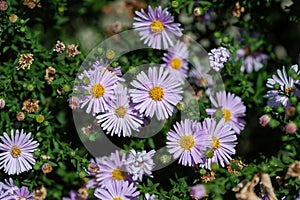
<box><xmin>62</xmin><ymin>190</ymin><xmax>80</xmax><ymax>200</ymax></box>
<box><xmin>96</xmin><ymin>84</ymin><xmax>143</xmax><ymax>137</ymax></box>
<box><xmin>44</xmin><ymin>66</ymin><xmax>56</xmax><ymax>84</ymax></box>
<box><xmin>0</xmin><ymin>129</ymin><xmax>39</xmax><ymax>175</ymax></box>
<box><xmin>264</xmin><ymin>65</ymin><xmax>300</xmax><ymax>107</ymax></box>
<box><xmin>208</xmin><ymin>47</ymin><xmax>230</xmax><ymax>72</ymax></box>
<box><xmin>133</xmin><ymin>6</ymin><xmax>183</xmax><ymax>49</ymax></box>
<box><xmin>22</xmin><ymin>98</ymin><xmax>39</xmax><ymax>113</ymax></box>
<box><xmin>200</xmin><ymin>118</ymin><xmax>237</xmax><ymax>169</ymax></box>
<box><xmin>189</xmin><ymin>66</ymin><xmax>213</xmax><ymax>88</ymax></box>
<box><xmin>68</xmin><ymin>96</ymin><xmax>80</xmax><ymax>110</ymax></box>
<box><xmin>78</xmin><ymin>67</ymin><xmax>119</xmax><ymax>115</ymax></box>
<box><xmin>162</xmin><ymin>41</ymin><xmax>189</xmax><ymax>83</ymax></box>
<box><xmin>166</xmin><ymin>119</ymin><xmax>212</xmax><ymax>166</ymax></box>
<box><xmin>190</xmin><ymin>184</ymin><xmax>206</xmax><ymax>199</ymax></box>
<box><xmin>206</xmin><ymin>91</ymin><xmax>246</xmax><ymax>134</ymax></box>
<box><xmin>236</xmin><ymin>46</ymin><xmax>269</xmax><ymax>73</ymax></box>
<box><xmin>94</xmin><ymin>180</ymin><xmax>139</xmax><ymax>200</ymax></box>
<box><xmin>17</xmin><ymin>53</ymin><xmax>34</xmax><ymax>70</ymax></box>
<box><xmin>66</xmin><ymin>44</ymin><xmax>81</xmax><ymax>57</ymax></box>
<box><xmin>124</xmin><ymin>149</ymin><xmax>156</xmax><ymax>181</ymax></box>
<box><xmin>96</xmin><ymin>150</ymin><xmax>131</xmax><ymax>188</ymax></box>
<box><xmin>129</xmin><ymin>67</ymin><xmax>183</xmax><ymax>120</ymax></box>
<box><xmin>12</xmin><ymin>186</ymin><xmax>34</xmax><ymax>200</ymax></box>
<box><xmin>92</xmin><ymin>60</ymin><xmax>124</xmax><ymax>81</ymax></box>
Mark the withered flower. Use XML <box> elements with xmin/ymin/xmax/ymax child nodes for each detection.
<box><xmin>22</xmin><ymin>99</ymin><xmax>39</xmax><ymax>113</ymax></box>
<box><xmin>200</xmin><ymin>170</ymin><xmax>216</xmax><ymax>183</ymax></box>
<box><xmin>287</xmin><ymin>161</ymin><xmax>300</xmax><ymax>180</ymax></box>
<box><xmin>231</xmin><ymin>2</ymin><xmax>245</xmax><ymax>17</ymax></box>
<box><xmin>66</xmin><ymin>44</ymin><xmax>81</xmax><ymax>57</ymax></box>
<box><xmin>53</xmin><ymin>40</ymin><xmax>65</xmax><ymax>53</ymax></box>
<box><xmin>33</xmin><ymin>186</ymin><xmax>47</xmax><ymax>200</ymax></box>
<box><xmin>45</xmin><ymin>66</ymin><xmax>56</xmax><ymax>84</ymax></box>
<box><xmin>17</xmin><ymin>53</ymin><xmax>34</xmax><ymax>70</ymax></box>
<box><xmin>78</xmin><ymin>186</ymin><xmax>89</xmax><ymax>199</ymax></box>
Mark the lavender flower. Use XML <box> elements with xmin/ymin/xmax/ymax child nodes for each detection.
<box><xmin>236</xmin><ymin>46</ymin><xmax>269</xmax><ymax>73</ymax></box>
<box><xmin>166</xmin><ymin>119</ymin><xmax>212</xmax><ymax>166</ymax></box>
<box><xmin>96</xmin><ymin>84</ymin><xmax>143</xmax><ymax>137</ymax></box>
<box><xmin>68</xmin><ymin>96</ymin><xmax>80</xmax><ymax>110</ymax></box>
<box><xmin>78</xmin><ymin>67</ymin><xmax>119</xmax><ymax>115</ymax></box>
<box><xmin>12</xmin><ymin>186</ymin><xmax>34</xmax><ymax>200</ymax></box>
<box><xmin>144</xmin><ymin>193</ymin><xmax>157</xmax><ymax>200</ymax></box>
<box><xmin>129</xmin><ymin>67</ymin><xmax>183</xmax><ymax>120</ymax></box>
<box><xmin>94</xmin><ymin>180</ymin><xmax>139</xmax><ymax>200</ymax></box>
<box><xmin>208</xmin><ymin>47</ymin><xmax>230</xmax><ymax>71</ymax></box>
<box><xmin>264</xmin><ymin>65</ymin><xmax>300</xmax><ymax>107</ymax></box>
<box><xmin>189</xmin><ymin>66</ymin><xmax>213</xmax><ymax>88</ymax></box>
<box><xmin>206</xmin><ymin>91</ymin><xmax>246</xmax><ymax>134</ymax></box>
<box><xmin>96</xmin><ymin>150</ymin><xmax>131</xmax><ymax>188</ymax></box>
<box><xmin>162</xmin><ymin>41</ymin><xmax>189</xmax><ymax>83</ymax></box>
<box><xmin>190</xmin><ymin>184</ymin><xmax>206</xmax><ymax>199</ymax></box>
<box><xmin>0</xmin><ymin>129</ymin><xmax>39</xmax><ymax>175</ymax></box>
<box><xmin>133</xmin><ymin>6</ymin><xmax>183</xmax><ymax>49</ymax></box>
<box><xmin>200</xmin><ymin>118</ymin><xmax>237</xmax><ymax>170</ymax></box>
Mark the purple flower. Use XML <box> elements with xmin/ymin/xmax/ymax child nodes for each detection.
<box><xmin>0</xmin><ymin>129</ymin><xmax>39</xmax><ymax>175</ymax></box>
<box><xmin>190</xmin><ymin>184</ymin><xmax>206</xmax><ymax>199</ymax></box>
<box><xmin>236</xmin><ymin>46</ymin><xmax>269</xmax><ymax>73</ymax></box>
<box><xmin>166</xmin><ymin>119</ymin><xmax>212</xmax><ymax>166</ymax></box>
<box><xmin>200</xmin><ymin>118</ymin><xmax>237</xmax><ymax>169</ymax></box>
<box><xmin>133</xmin><ymin>6</ymin><xmax>183</xmax><ymax>49</ymax></box>
<box><xmin>69</xmin><ymin>96</ymin><xmax>80</xmax><ymax>110</ymax></box>
<box><xmin>285</xmin><ymin>122</ymin><xmax>297</xmax><ymax>134</ymax></box>
<box><xmin>62</xmin><ymin>190</ymin><xmax>80</xmax><ymax>200</ymax></box>
<box><xmin>129</xmin><ymin>67</ymin><xmax>183</xmax><ymax>120</ymax></box>
<box><xmin>78</xmin><ymin>67</ymin><xmax>119</xmax><ymax>115</ymax></box>
<box><xmin>206</xmin><ymin>91</ymin><xmax>246</xmax><ymax>134</ymax></box>
<box><xmin>189</xmin><ymin>66</ymin><xmax>213</xmax><ymax>88</ymax></box>
<box><xmin>96</xmin><ymin>150</ymin><xmax>131</xmax><ymax>188</ymax></box>
<box><xmin>162</xmin><ymin>41</ymin><xmax>189</xmax><ymax>83</ymax></box>
<box><xmin>12</xmin><ymin>186</ymin><xmax>34</xmax><ymax>200</ymax></box>
<box><xmin>94</xmin><ymin>180</ymin><xmax>139</xmax><ymax>200</ymax></box>
<box><xmin>96</xmin><ymin>84</ymin><xmax>143</xmax><ymax>137</ymax></box>
<box><xmin>144</xmin><ymin>193</ymin><xmax>157</xmax><ymax>200</ymax></box>
<box><xmin>264</xmin><ymin>65</ymin><xmax>300</xmax><ymax>107</ymax></box>
<box><xmin>208</xmin><ymin>47</ymin><xmax>230</xmax><ymax>71</ymax></box>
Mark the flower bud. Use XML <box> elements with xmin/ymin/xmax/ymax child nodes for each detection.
<box><xmin>42</xmin><ymin>163</ymin><xmax>53</xmax><ymax>174</ymax></box>
<box><xmin>285</xmin><ymin>106</ymin><xmax>296</xmax><ymax>116</ymax></box>
<box><xmin>259</xmin><ymin>115</ymin><xmax>271</xmax><ymax>127</ymax></box>
<box><xmin>285</xmin><ymin>122</ymin><xmax>297</xmax><ymax>134</ymax></box>
<box><xmin>0</xmin><ymin>98</ymin><xmax>5</xmax><ymax>109</ymax></box>
<box><xmin>16</xmin><ymin>112</ymin><xmax>25</xmax><ymax>121</ymax></box>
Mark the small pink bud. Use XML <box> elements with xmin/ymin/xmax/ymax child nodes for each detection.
<box><xmin>259</xmin><ymin>115</ymin><xmax>271</xmax><ymax>127</ymax></box>
<box><xmin>285</xmin><ymin>122</ymin><xmax>297</xmax><ymax>134</ymax></box>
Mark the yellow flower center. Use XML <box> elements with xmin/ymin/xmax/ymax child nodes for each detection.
<box><xmin>212</xmin><ymin>136</ymin><xmax>221</xmax><ymax>149</ymax></box>
<box><xmin>11</xmin><ymin>146</ymin><xmax>22</xmax><ymax>158</ymax></box>
<box><xmin>170</xmin><ymin>57</ymin><xmax>182</xmax><ymax>70</ymax></box>
<box><xmin>151</xmin><ymin>20</ymin><xmax>164</xmax><ymax>34</ymax></box>
<box><xmin>112</xmin><ymin>168</ymin><xmax>126</xmax><ymax>180</ymax></box>
<box><xmin>285</xmin><ymin>87</ymin><xmax>294</xmax><ymax>96</ymax></box>
<box><xmin>179</xmin><ymin>135</ymin><xmax>195</xmax><ymax>150</ymax></box>
<box><xmin>115</xmin><ymin>106</ymin><xmax>127</xmax><ymax>118</ymax></box>
<box><xmin>90</xmin><ymin>84</ymin><xmax>105</xmax><ymax>98</ymax></box>
<box><xmin>222</xmin><ymin>109</ymin><xmax>231</xmax><ymax>122</ymax></box>
<box><xmin>113</xmin><ymin>198</ymin><xmax>122</xmax><ymax>200</ymax></box>
<box><xmin>199</xmin><ymin>77</ymin><xmax>208</xmax><ymax>86</ymax></box>
<box><xmin>149</xmin><ymin>86</ymin><xmax>164</xmax><ymax>101</ymax></box>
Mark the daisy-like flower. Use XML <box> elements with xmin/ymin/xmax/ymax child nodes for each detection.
<box><xmin>166</xmin><ymin>119</ymin><xmax>212</xmax><ymax>166</ymax></box>
<box><xmin>144</xmin><ymin>193</ymin><xmax>156</xmax><ymax>200</ymax></box>
<box><xmin>96</xmin><ymin>84</ymin><xmax>143</xmax><ymax>137</ymax></box>
<box><xmin>236</xmin><ymin>46</ymin><xmax>269</xmax><ymax>73</ymax></box>
<box><xmin>78</xmin><ymin>67</ymin><xmax>119</xmax><ymax>115</ymax></box>
<box><xmin>96</xmin><ymin>150</ymin><xmax>131</xmax><ymax>188</ymax></box>
<box><xmin>162</xmin><ymin>41</ymin><xmax>189</xmax><ymax>83</ymax></box>
<box><xmin>124</xmin><ymin>149</ymin><xmax>156</xmax><ymax>182</ymax></box>
<box><xmin>200</xmin><ymin>118</ymin><xmax>237</xmax><ymax>169</ymax></box>
<box><xmin>12</xmin><ymin>186</ymin><xmax>34</xmax><ymax>200</ymax></box>
<box><xmin>189</xmin><ymin>66</ymin><xmax>213</xmax><ymax>88</ymax></box>
<box><xmin>208</xmin><ymin>47</ymin><xmax>230</xmax><ymax>72</ymax></box>
<box><xmin>206</xmin><ymin>91</ymin><xmax>246</xmax><ymax>134</ymax></box>
<box><xmin>0</xmin><ymin>129</ymin><xmax>39</xmax><ymax>175</ymax></box>
<box><xmin>129</xmin><ymin>67</ymin><xmax>183</xmax><ymax>120</ymax></box>
<box><xmin>133</xmin><ymin>6</ymin><xmax>183</xmax><ymax>49</ymax></box>
<box><xmin>264</xmin><ymin>65</ymin><xmax>300</xmax><ymax>107</ymax></box>
<box><xmin>94</xmin><ymin>180</ymin><xmax>139</xmax><ymax>200</ymax></box>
